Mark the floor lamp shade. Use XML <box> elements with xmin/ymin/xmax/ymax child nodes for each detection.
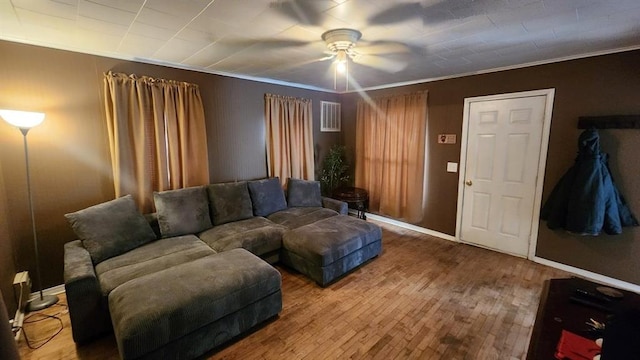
<box><xmin>0</xmin><ymin>109</ymin><xmax>44</xmax><ymax>129</ymax></box>
<box><xmin>0</xmin><ymin>109</ymin><xmax>59</xmax><ymax>312</ymax></box>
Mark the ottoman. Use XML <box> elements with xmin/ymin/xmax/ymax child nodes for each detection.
<box><xmin>108</xmin><ymin>248</ymin><xmax>282</xmax><ymax>360</ymax></box>
<box><xmin>281</xmin><ymin>215</ymin><xmax>382</xmax><ymax>286</ymax></box>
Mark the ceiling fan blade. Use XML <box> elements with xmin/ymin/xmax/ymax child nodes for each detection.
<box><xmin>355</xmin><ymin>41</ymin><xmax>411</xmax><ymax>55</ymax></box>
<box><xmin>318</xmin><ymin>55</ymin><xmax>335</xmax><ymax>62</ymax></box>
<box><xmin>367</xmin><ymin>2</ymin><xmax>424</xmax><ymax>25</ymax></box>
<box><xmin>353</xmin><ymin>54</ymin><xmax>408</xmax><ymax>73</ymax></box>
<box><xmin>267</xmin><ymin>55</ymin><xmax>335</xmax><ymax>73</ymax></box>
<box><xmin>368</xmin><ymin>1</ymin><xmax>461</xmax><ymax>26</ymax></box>
<box><xmin>269</xmin><ymin>0</ymin><xmax>325</xmax><ymax>26</ymax></box>
<box><xmin>220</xmin><ymin>38</ymin><xmax>311</xmax><ymax>50</ymax></box>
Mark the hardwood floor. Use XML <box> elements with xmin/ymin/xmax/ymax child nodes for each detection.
<box><xmin>18</xmin><ymin>221</ymin><xmax>568</xmax><ymax>360</ymax></box>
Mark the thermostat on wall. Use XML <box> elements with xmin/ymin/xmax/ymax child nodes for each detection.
<box><xmin>438</xmin><ymin>134</ymin><xmax>456</xmax><ymax>144</ymax></box>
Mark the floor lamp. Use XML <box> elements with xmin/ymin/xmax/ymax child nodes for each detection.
<box><xmin>0</xmin><ymin>109</ymin><xmax>59</xmax><ymax>312</ymax></box>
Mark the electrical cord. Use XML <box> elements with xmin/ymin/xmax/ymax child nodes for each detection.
<box><xmin>18</xmin><ymin>282</ymin><xmax>24</xmax><ymax>310</ymax></box>
<box><xmin>19</xmin><ymin>302</ymin><xmax>68</xmax><ymax>349</ymax></box>
<box><xmin>11</xmin><ymin>282</ymin><xmax>25</xmax><ymax>338</ymax></box>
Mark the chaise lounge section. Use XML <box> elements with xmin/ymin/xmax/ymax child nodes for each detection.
<box><xmin>281</xmin><ymin>215</ymin><xmax>383</xmax><ymax>286</ymax></box>
<box><xmin>109</xmin><ymin>249</ymin><xmax>281</xmax><ymax>360</ymax></box>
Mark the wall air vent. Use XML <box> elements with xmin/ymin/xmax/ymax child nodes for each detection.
<box><xmin>321</xmin><ymin>101</ymin><xmax>341</xmax><ymax>132</ymax></box>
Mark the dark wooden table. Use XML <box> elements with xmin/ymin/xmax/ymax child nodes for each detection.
<box><xmin>332</xmin><ymin>187</ymin><xmax>369</xmax><ymax>220</ymax></box>
<box><xmin>527</xmin><ymin>277</ymin><xmax>640</xmax><ymax>359</ymax></box>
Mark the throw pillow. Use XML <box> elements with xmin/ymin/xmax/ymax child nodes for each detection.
<box><xmin>154</xmin><ymin>186</ymin><xmax>212</xmax><ymax>238</ymax></box>
<box><xmin>65</xmin><ymin>195</ymin><xmax>157</xmax><ymax>264</ymax></box>
<box><xmin>287</xmin><ymin>178</ymin><xmax>322</xmax><ymax>207</ymax></box>
<box><xmin>247</xmin><ymin>177</ymin><xmax>287</xmax><ymax>217</ymax></box>
<box><xmin>207</xmin><ymin>181</ymin><xmax>254</xmax><ymax>225</ymax></box>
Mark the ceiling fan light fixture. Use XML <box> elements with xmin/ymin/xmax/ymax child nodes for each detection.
<box><xmin>321</xmin><ymin>28</ymin><xmax>362</xmax><ymax>52</ymax></box>
<box><xmin>322</xmin><ymin>28</ymin><xmax>362</xmax><ymax>91</ymax></box>
<box><xmin>335</xmin><ymin>49</ymin><xmax>348</xmax><ymax>73</ymax></box>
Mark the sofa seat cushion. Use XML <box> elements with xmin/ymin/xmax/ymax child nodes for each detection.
<box><xmin>108</xmin><ymin>249</ymin><xmax>282</xmax><ymax>360</ymax></box>
<box><xmin>267</xmin><ymin>207</ymin><xmax>338</xmax><ymax>229</ymax></box>
<box><xmin>96</xmin><ymin>235</ymin><xmax>215</xmax><ymax>296</ymax></box>
<box><xmin>198</xmin><ymin>217</ymin><xmax>286</xmax><ymax>259</ymax></box>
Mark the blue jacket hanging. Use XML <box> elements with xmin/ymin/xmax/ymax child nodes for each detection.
<box><xmin>541</xmin><ymin>129</ymin><xmax>638</xmax><ymax>235</ymax></box>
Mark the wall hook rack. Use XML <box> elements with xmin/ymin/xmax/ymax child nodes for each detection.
<box><xmin>577</xmin><ymin>115</ymin><xmax>640</xmax><ymax>129</ymax></box>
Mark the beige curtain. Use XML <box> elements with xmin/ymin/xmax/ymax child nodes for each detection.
<box><xmin>104</xmin><ymin>72</ymin><xmax>209</xmax><ymax>212</ymax></box>
<box><xmin>264</xmin><ymin>93</ymin><xmax>314</xmax><ymax>186</ymax></box>
<box><xmin>355</xmin><ymin>91</ymin><xmax>428</xmax><ymax>223</ymax></box>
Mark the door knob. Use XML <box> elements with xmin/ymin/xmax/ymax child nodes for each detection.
<box><xmin>465</xmin><ymin>180</ymin><xmax>473</xmax><ymax>186</ymax></box>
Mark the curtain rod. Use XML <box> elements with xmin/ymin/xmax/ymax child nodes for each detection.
<box><xmin>264</xmin><ymin>93</ymin><xmax>311</xmax><ymax>102</ymax></box>
<box><xmin>104</xmin><ymin>71</ymin><xmax>200</xmax><ymax>88</ymax></box>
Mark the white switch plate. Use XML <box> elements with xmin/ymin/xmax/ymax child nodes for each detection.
<box><xmin>447</xmin><ymin>162</ymin><xmax>458</xmax><ymax>173</ymax></box>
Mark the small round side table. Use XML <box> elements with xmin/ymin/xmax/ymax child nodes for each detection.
<box><xmin>332</xmin><ymin>187</ymin><xmax>369</xmax><ymax>220</ymax></box>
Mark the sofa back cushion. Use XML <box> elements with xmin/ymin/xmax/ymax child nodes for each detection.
<box><xmin>247</xmin><ymin>177</ymin><xmax>287</xmax><ymax>217</ymax></box>
<box><xmin>65</xmin><ymin>195</ymin><xmax>157</xmax><ymax>264</ymax></box>
<box><xmin>154</xmin><ymin>186</ymin><xmax>212</xmax><ymax>238</ymax></box>
<box><xmin>287</xmin><ymin>178</ymin><xmax>322</xmax><ymax>207</ymax></box>
<box><xmin>207</xmin><ymin>181</ymin><xmax>254</xmax><ymax>225</ymax></box>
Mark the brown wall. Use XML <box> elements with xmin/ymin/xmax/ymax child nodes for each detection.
<box><xmin>341</xmin><ymin>50</ymin><xmax>640</xmax><ymax>284</ymax></box>
<box><xmin>0</xmin><ymin>40</ymin><xmax>339</xmax><ymax>302</ymax></box>
<box><xmin>0</xmin><ymin>160</ymin><xmax>17</xmax><ymax>316</ymax></box>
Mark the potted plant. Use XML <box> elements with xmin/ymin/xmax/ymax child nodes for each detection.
<box><xmin>319</xmin><ymin>145</ymin><xmax>350</xmax><ymax>196</ymax></box>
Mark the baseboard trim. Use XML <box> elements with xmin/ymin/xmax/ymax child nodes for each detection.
<box><xmin>359</xmin><ymin>210</ymin><xmax>640</xmax><ymax>293</ymax></box>
<box><xmin>533</xmin><ymin>256</ymin><xmax>640</xmax><ymax>294</ymax></box>
<box><xmin>29</xmin><ymin>284</ymin><xmax>66</xmax><ymax>301</ymax></box>
<box><xmin>355</xmin><ymin>211</ymin><xmax>456</xmax><ymax>242</ymax></box>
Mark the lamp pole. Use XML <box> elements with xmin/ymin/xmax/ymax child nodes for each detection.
<box><xmin>20</xmin><ymin>128</ymin><xmax>58</xmax><ymax>311</ymax></box>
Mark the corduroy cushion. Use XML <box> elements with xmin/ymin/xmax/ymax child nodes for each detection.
<box><xmin>283</xmin><ymin>215</ymin><xmax>382</xmax><ymax>267</ymax></box>
<box><xmin>65</xmin><ymin>195</ymin><xmax>157</xmax><ymax>264</ymax></box>
<box><xmin>207</xmin><ymin>182</ymin><xmax>254</xmax><ymax>225</ymax></box>
<box><xmin>287</xmin><ymin>178</ymin><xmax>322</xmax><ymax>207</ymax></box>
<box><xmin>198</xmin><ymin>217</ymin><xmax>286</xmax><ymax>257</ymax></box>
<box><xmin>154</xmin><ymin>186</ymin><xmax>212</xmax><ymax>238</ymax></box>
<box><xmin>96</xmin><ymin>235</ymin><xmax>215</xmax><ymax>296</ymax></box>
<box><xmin>108</xmin><ymin>249</ymin><xmax>282</xmax><ymax>360</ymax></box>
<box><xmin>247</xmin><ymin>178</ymin><xmax>287</xmax><ymax>217</ymax></box>
<box><xmin>267</xmin><ymin>207</ymin><xmax>338</xmax><ymax>230</ymax></box>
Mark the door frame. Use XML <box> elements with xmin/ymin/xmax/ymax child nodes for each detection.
<box><xmin>455</xmin><ymin>88</ymin><xmax>555</xmax><ymax>259</ymax></box>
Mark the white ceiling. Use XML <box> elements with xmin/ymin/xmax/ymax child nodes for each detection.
<box><xmin>1</xmin><ymin>0</ymin><xmax>639</xmax><ymax>92</ymax></box>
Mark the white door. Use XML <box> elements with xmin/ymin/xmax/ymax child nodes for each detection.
<box><xmin>456</xmin><ymin>89</ymin><xmax>554</xmax><ymax>257</ymax></box>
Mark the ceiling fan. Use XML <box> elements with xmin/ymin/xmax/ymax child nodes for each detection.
<box><xmin>320</xmin><ymin>28</ymin><xmax>411</xmax><ymax>74</ymax></box>
<box><xmin>213</xmin><ymin>27</ymin><xmax>416</xmax><ymax>90</ymax></box>
<box><xmin>316</xmin><ymin>28</ymin><xmax>412</xmax><ymax>90</ymax></box>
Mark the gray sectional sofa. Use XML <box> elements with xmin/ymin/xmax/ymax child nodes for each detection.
<box><xmin>63</xmin><ymin>177</ymin><xmax>382</xmax><ymax>359</ymax></box>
